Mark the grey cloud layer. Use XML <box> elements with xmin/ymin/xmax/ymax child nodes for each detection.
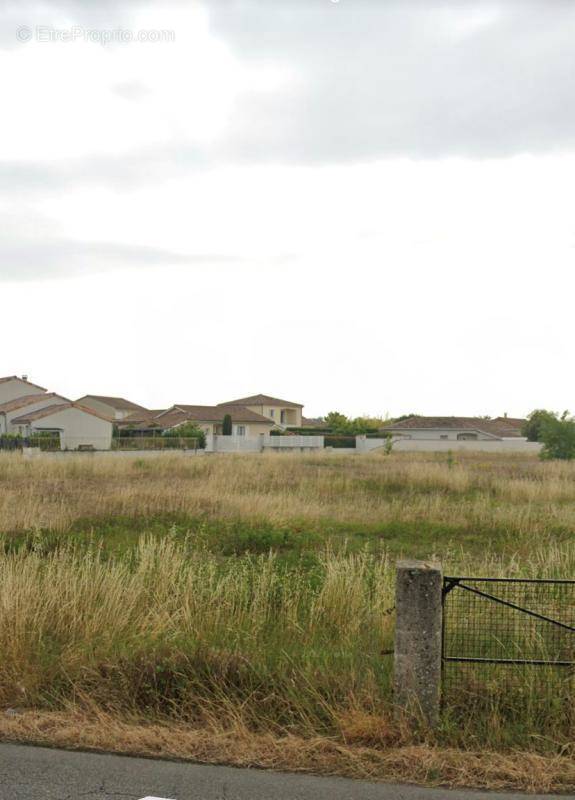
<box><xmin>3</xmin><ymin>0</ymin><xmax>575</xmax><ymax>282</ymax></box>
<box><xmin>4</xmin><ymin>0</ymin><xmax>575</xmax><ymax>170</ymax></box>
<box><xmin>208</xmin><ymin>0</ymin><xmax>575</xmax><ymax>161</ymax></box>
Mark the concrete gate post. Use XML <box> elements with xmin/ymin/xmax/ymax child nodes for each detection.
<box><xmin>393</xmin><ymin>559</ymin><xmax>443</xmax><ymax>725</ymax></box>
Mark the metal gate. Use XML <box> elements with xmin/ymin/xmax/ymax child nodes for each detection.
<box><xmin>442</xmin><ymin>576</ymin><xmax>575</xmax><ymax>678</ymax></box>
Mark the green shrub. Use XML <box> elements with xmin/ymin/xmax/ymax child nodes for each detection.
<box><xmin>522</xmin><ymin>410</ymin><xmax>559</xmax><ymax>442</ymax></box>
<box><xmin>540</xmin><ymin>414</ymin><xmax>575</xmax><ymax>460</ymax></box>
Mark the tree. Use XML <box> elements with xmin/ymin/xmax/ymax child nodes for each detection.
<box><xmin>539</xmin><ymin>413</ymin><xmax>575</xmax><ymax>460</ymax></box>
<box><xmin>323</xmin><ymin>410</ymin><xmax>389</xmax><ymax>435</ymax></box>
<box><xmin>324</xmin><ymin>411</ymin><xmax>349</xmax><ymax>431</ymax></box>
<box><xmin>522</xmin><ymin>409</ymin><xmax>558</xmax><ymax>442</ymax></box>
<box><xmin>222</xmin><ymin>413</ymin><xmax>233</xmax><ymax>436</ymax></box>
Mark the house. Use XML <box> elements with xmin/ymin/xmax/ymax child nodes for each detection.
<box><xmin>491</xmin><ymin>417</ymin><xmax>526</xmax><ymax>437</ymax></box>
<box><xmin>0</xmin><ymin>375</ymin><xmax>114</xmax><ymax>450</ymax></box>
<box><xmin>218</xmin><ymin>394</ymin><xmax>303</xmax><ymax>428</ymax></box>
<box><xmin>153</xmin><ymin>405</ymin><xmax>274</xmax><ymax>437</ymax></box>
<box><xmin>0</xmin><ymin>392</ymin><xmax>70</xmax><ymax>434</ymax></box>
<box><xmin>0</xmin><ymin>375</ymin><xmax>48</xmax><ymax>405</ymax></box>
<box><xmin>382</xmin><ymin>416</ymin><xmax>527</xmax><ymax>442</ymax></box>
<box><xmin>10</xmin><ymin>403</ymin><xmax>113</xmax><ymax>450</ymax></box>
<box><xmin>76</xmin><ymin>395</ymin><xmax>149</xmax><ymax>421</ymax></box>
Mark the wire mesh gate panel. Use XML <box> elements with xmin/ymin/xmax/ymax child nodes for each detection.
<box><xmin>441</xmin><ymin>577</ymin><xmax>575</xmax><ymax>719</ymax></box>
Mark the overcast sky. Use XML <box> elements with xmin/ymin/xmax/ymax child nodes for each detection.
<box><xmin>1</xmin><ymin>0</ymin><xmax>574</xmax><ymax>418</ymax></box>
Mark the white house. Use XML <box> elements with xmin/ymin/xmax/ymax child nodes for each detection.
<box><xmin>10</xmin><ymin>403</ymin><xmax>113</xmax><ymax>450</ymax></box>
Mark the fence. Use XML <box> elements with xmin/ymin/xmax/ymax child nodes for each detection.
<box><xmin>112</xmin><ymin>436</ymin><xmax>200</xmax><ymax>451</ymax></box>
<box><xmin>393</xmin><ymin>562</ymin><xmax>575</xmax><ymax>726</ymax></box>
<box><xmin>0</xmin><ymin>435</ymin><xmax>61</xmax><ymax>452</ymax></box>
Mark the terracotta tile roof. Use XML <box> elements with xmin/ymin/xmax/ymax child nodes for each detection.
<box><xmin>150</xmin><ymin>410</ymin><xmax>189</xmax><ymax>429</ymax></box>
<box><xmin>383</xmin><ymin>416</ymin><xmax>525</xmax><ymax>439</ymax></box>
<box><xmin>0</xmin><ymin>393</ymin><xmax>68</xmax><ymax>414</ymax></box>
<box><xmin>117</xmin><ymin>405</ymin><xmax>277</xmax><ymax>430</ymax></box>
<box><xmin>76</xmin><ymin>395</ymin><xmax>148</xmax><ymax>412</ymax></box>
<box><xmin>11</xmin><ymin>403</ymin><xmax>113</xmax><ymax>424</ymax></box>
<box><xmin>174</xmin><ymin>405</ymin><xmax>274</xmax><ymax>424</ymax></box>
<box><xmin>0</xmin><ymin>375</ymin><xmax>47</xmax><ymax>391</ymax></box>
<box><xmin>218</xmin><ymin>394</ymin><xmax>303</xmax><ymax>409</ymax></box>
<box><xmin>492</xmin><ymin>417</ymin><xmax>526</xmax><ymax>428</ymax></box>
<box><xmin>117</xmin><ymin>409</ymin><xmax>167</xmax><ymax>425</ymax></box>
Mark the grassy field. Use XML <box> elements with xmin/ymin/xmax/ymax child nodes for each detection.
<box><xmin>0</xmin><ymin>450</ymin><xmax>574</xmax><ymax>791</ymax></box>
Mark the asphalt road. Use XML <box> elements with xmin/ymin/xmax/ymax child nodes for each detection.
<box><xmin>0</xmin><ymin>743</ymin><xmax>567</xmax><ymax>800</ymax></box>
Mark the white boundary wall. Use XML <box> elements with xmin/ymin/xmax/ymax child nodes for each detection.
<box><xmin>264</xmin><ymin>435</ymin><xmax>323</xmax><ymax>451</ymax></box>
<box><xmin>356</xmin><ymin>435</ymin><xmax>542</xmax><ymax>455</ymax></box>
<box><xmin>205</xmin><ymin>434</ymin><xmax>262</xmax><ymax>453</ymax></box>
<box><xmin>205</xmin><ymin>434</ymin><xmax>324</xmax><ymax>453</ymax></box>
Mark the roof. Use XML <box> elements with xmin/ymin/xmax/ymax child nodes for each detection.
<box><xmin>492</xmin><ymin>417</ymin><xmax>525</xmax><ymax>428</ymax></box>
<box><xmin>0</xmin><ymin>393</ymin><xmax>68</xmax><ymax>414</ymax></box>
<box><xmin>77</xmin><ymin>395</ymin><xmax>148</xmax><ymax>412</ymax></box>
<box><xmin>174</xmin><ymin>404</ymin><xmax>274</xmax><ymax>423</ymax></box>
<box><xmin>0</xmin><ymin>375</ymin><xmax>47</xmax><ymax>391</ymax></box>
<box><xmin>218</xmin><ymin>394</ymin><xmax>303</xmax><ymax>408</ymax></box>
<box><xmin>301</xmin><ymin>417</ymin><xmax>327</xmax><ymax>428</ymax></box>
<box><xmin>115</xmin><ymin>409</ymin><xmax>168</xmax><ymax>428</ymax></box>
<box><xmin>149</xmin><ymin>410</ymin><xmax>189</xmax><ymax>429</ymax></box>
<box><xmin>383</xmin><ymin>416</ymin><xmax>525</xmax><ymax>439</ymax></box>
<box><xmin>11</xmin><ymin>402</ymin><xmax>113</xmax><ymax>424</ymax></box>
<box><xmin>118</xmin><ymin>409</ymin><xmax>167</xmax><ymax>423</ymax></box>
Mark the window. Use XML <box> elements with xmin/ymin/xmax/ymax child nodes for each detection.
<box><xmin>237</xmin><ymin>425</ymin><xmax>246</xmax><ymax>436</ymax></box>
<box><xmin>269</xmin><ymin>409</ymin><xmax>275</xmax><ymax>418</ymax></box>
<box><xmin>457</xmin><ymin>432</ymin><xmax>478</xmax><ymax>441</ymax></box>
<box><xmin>280</xmin><ymin>410</ymin><xmax>286</xmax><ymax>424</ymax></box>
<box><xmin>440</xmin><ymin>435</ymin><xmax>448</xmax><ymax>440</ymax></box>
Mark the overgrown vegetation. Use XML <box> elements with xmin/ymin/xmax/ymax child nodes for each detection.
<box><xmin>522</xmin><ymin>408</ymin><xmax>575</xmax><ymax>460</ymax></box>
<box><xmin>1</xmin><ymin>451</ymin><xmax>575</xmax><ymax>788</ymax></box>
<box><xmin>163</xmin><ymin>421</ymin><xmax>206</xmax><ymax>449</ymax></box>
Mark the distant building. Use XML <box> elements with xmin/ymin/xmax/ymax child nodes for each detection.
<box><xmin>382</xmin><ymin>416</ymin><xmax>527</xmax><ymax>442</ymax></box>
<box><xmin>0</xmin><ymin>392</ymin><xmax>70</xmax><ymax>434</ymax></box>
<box><xmin>11</xmin><ymin>403</ymin><xmax>113</xmax><ymax>450</ymax></box>
<box><xmin>0</xmin><ymin>375</ymin><xmax>47</xmax><ymax>404</ymax></box>
<box><xmin>118</xmin><ymin>404</ymin><xmax>274</xmax><ymax>437</ymax></box>
<box><xmin>0</xmin><ymin>376</ymin><xmax>113</xmax><ymax>450</ymax></box>
<box><xmin>76</xmin><ymin>395</ymin><xmax>149</xmax><ymax>421</ymax></box>
<box><xmin>217</xmin><ymin>394</ymin><xmax>303</xmax><ymax>428</ymax></box>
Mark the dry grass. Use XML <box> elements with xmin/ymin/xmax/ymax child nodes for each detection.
<box><xmin>1</xmin><ymin>451</ymin><xmax>575</xmax><ymax>789</ymax></box>
<box><xmin>1</xmin><ymin>710</ymin><xmax>575</xmax><ymax>793</ymax></box>
<box><xmin>1</xmin><ymin>451</ymin><xmax>575</xmax><ymax>551</ymax></box>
